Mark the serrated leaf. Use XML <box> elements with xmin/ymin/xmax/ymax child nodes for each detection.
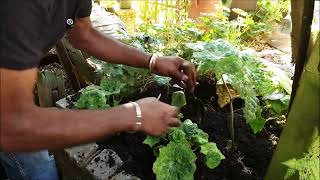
<box><xmin>181</xmin><ymin>119</ymin><xmax>198</xmax><ymax>139</ymax></box>
<box><xmin>179</xmin><ymin>120</ymin><xmax>209</xmax><ymax>144</ymax></box>
<box><xmin>75</xmin><ymin>85</ymin><xmax>108</xmax><ymax>110</ymax></box>
<box><xmin>169</xmin><ymin>129</ymin><xmax>187</xmax><ymax>142</ymax></box>
<box><xmin>153</xmin><ymin>141</ymin><xmax>196</xmax><ymax>180</ymax></box>
<box><xmin>200</xmin><ymin>142</ymin><xmax>225</xmax><ymax>169</ymax></box>
<box><xmin>143</xmin><ymin>136</ymin><xmax>162</xmax><ymax>148</ymax></box>
<box><xmin>171</xmin><ymin>91</ymin><xmax>186</xmax><ymax>108</ymax></box>
<box><xmin>100</xmin><ymin>78</ymin><xmax>126</xmax><ymax>96</ymax></box>
<box><xmin>282</xmin><ymin>129</ymin><xmax>319</xmax><ymax>180</ymax></box>
<box><xmin>194</xmin><ymin>40</ymin><xmax>275</xmax><ymax>133</ymax></box>
<box><xmin>192</xmin><ymin>129</ymin><xmax>209</xmax><ymax>145</ymax></box>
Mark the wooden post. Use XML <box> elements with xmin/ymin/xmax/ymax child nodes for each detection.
<box><xmin>56</xmin><ymin>40</ymin><xmax>82</xmax><ymax>91</ymax></box>
<box><xmin>289</xmin><ymin>0</ymin><xmax>315</xmax><ymax>110</ymax></box>
<box><xmin>59</xmin><ymin>38</ymin><xmax>102</xmax><ymax>86</ymax></box>
<box><xmin>265</xmin><ymin>32</ymin><xmax>319</xmax><ymax>180</ymax></box>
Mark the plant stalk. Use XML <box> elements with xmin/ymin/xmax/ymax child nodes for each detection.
<box><xmin>221</xmin><ymin>75</ymin><xmax>235</xmax><ymax>148</ymax></box>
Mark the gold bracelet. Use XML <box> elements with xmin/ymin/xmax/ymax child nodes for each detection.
<box><xmin>149</xmin><ymin>53</ymin><xmax>158</xmax><ymax>72</ymax></box>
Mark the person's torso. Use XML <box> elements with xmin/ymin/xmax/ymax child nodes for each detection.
<box><xmin>35</xmin><ymin>0</ymin><xmax>84</xmax><ymax>54</ymax></box>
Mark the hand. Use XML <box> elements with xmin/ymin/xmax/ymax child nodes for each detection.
<box><xmin>153</xmin><ymin>56</ymin><xmax>196</xmax><ymax>92</ymax></box>
<box><xmin>135</xmin><ymin>97</ymin><xmax>180</xmax><ymax>136</ymax></box>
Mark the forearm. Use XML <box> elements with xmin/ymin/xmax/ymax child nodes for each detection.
<box><xmin>73</xmin><ymin>28</ymin><xmax>151</xmax><ymax>68</ymax></box>
<box><xmin>1</xmin><ymin>104</ymin><xmax>135</xmax><ymax>152</ymax></box>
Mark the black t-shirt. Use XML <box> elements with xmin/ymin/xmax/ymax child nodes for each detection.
<box><xmin>0</xmin><ymin>0</ymin><xmax>92</xmax><ymax>70</ymax></box>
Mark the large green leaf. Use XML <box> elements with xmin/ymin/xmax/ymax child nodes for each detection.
<box><xmin>191</xmin><ymin>129</ymin><xmax>209</xmax><ymax>145</ymax></box>
<box><xmin>169</xmin><ymin>129</ymin><xmax>186</xmax><ymax>142</ymax></box>
<box><xmin>143</xmin><ymin>136</ymin><xmax>162</xmax><ymax>148</ymax></box>
<box><xmin>100</xmin><ymin>78</ymin><xmax>126</xmax><ymax>96</ymax></box>
<box><xmin>75</xmin><ymin>85</ymin><xmax>109</xmax><ymax>110</ymax></box>
<box><xmin>153</xmin><ymin>141</ymin><xmax>196</xmax><ymax>180</ymax></box>
<box><xmin>171</xmin><ymin>91</ymin><xmax>187</xmax><ymax>108</ymax></box>
<box><xmin>180</xmin><ymin>119</ymin><xmax>209</xmax><ymax>145</ymax></box>
<box><xmin>200</xmin><ymin>142</ymin><xmax>225</xmax><ymax>169</ymax></box>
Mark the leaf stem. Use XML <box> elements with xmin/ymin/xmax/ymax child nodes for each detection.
<box><xmin>221</xmin><ymin>75</ymin><xmax>235</xmax><ymax>148</ymax></box>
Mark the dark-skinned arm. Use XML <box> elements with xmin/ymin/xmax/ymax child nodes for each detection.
<box><xmin>67</xmin><ymin>17</ymin><xmax>151</xmax><ymax>68</ymax></box>
<box><xmin>67</xmin><ymin>17</ymin><xmax>197</xmax><ymax>90</ymax></box>
<box><xmin>0</xmin><ymin>68</ymin><xmax>179</xmax><ymax>152</ymax></box>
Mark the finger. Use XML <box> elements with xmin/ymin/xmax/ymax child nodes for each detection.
<box><xmin>167</xmin><ymin>118</ymin><xmax>181</xmax><ymax>127</ymax></box>
<box><xmin>172</xmin><ymin>80</ymin><xmax>187</xmax><ymax>89</ymax></box>
<box><xmin>181</xmin><ymin>63</ymin><xmax>196</xmax><ymax>92</ymax></box>
<box><xmin>171</xmin><ymin>69</ymin><xmax>188</xmax><ymax>82</ymax></box>
<box><xmin>161</xmin><ymin>126</ymin><xmax>170</xmax><ymax>134</ymax></box>
<box><xmin>169</xmin><ymin>106</ymin><xmax>179</xmax><ymax>117</ymax></box>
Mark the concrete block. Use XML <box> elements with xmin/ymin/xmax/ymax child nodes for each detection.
<box><xmin>86</xmin><ymin>149</ymin><xmax>123</xmax><ymax>180</ymax></box>
<box><xmin>111</xmin><ymin>171</ymin><xmax>141</xmax><ymax>180</ymax></box>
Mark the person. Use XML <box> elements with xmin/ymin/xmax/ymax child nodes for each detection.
<box><xmin>0</xmin><ymin>0</ymin><xmax>196</xmax><ymax>179</ymax></box>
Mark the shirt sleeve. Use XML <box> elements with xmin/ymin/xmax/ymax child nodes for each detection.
<box><xmin>77</xmin><ymin>0</ymin><xmax>93</xmax><ymax>18</ymax></box>
<box><xmin>0</xmin><ymin>1</ymin><xmax>46</xmax><ymax>70</ymax></box>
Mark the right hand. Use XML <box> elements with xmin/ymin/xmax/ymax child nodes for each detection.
<box><xmin>135</xmin><ymin>97</ymin><xmax>181</xmax><ymax>136</ymax></box>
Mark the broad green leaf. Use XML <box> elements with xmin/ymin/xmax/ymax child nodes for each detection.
<box><xmin>267</xmin><ymin>100</ymin><xmax>287</xmax><ymax>114</ymax></box>
<box><xmin>248</xmin><ymin>116</ymin><xmax>266</xmax><ymax>134</ymax></box>
<box><xmin>200</xmin><ymin>142</ymin><xmax>225</xmax><ymax>169</ymax></box>
<box><xmin>100</xmin><ymin>78</ymin><xmax>126</xmax><ymax>96</ymax></box>
<box><xmin>180</xmin><ymin>120</ymin><xmax>209</xmax><ymax>144</ymax></box>
<box><xmin>192</xmin><ymin>39</ymin><xmax>238</xmax><ymax>62</ymax></box>
<box><xmin>171</xmin><ymin>91</ymin><xmax>186</xmax><ymax>108</ymax></box>
<box><xmin>153</xmin><ymin>141</ymin><xmax>196</xmax><ymax>180</ymax></box>
<box><xmin>191</xmin><ymin>129</ymin><xmax>209</xmax><ymax>145</ymax></box>
<box><xmin>193</xmin><ymin>40</ymin><xmax>275</xmax><ymax>133</ymax></box>
<box><xmin>143</xmin><ymin>136</ymin><xmax>162</xmax><ymax>148</ymax></box>
<box><xmin>169</xmin><ymin>129</ymin><xmax>186</xmax><ymax>142</ymax></box>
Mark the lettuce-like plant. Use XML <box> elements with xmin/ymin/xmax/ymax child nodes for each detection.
<box><xmin>144</xmin><ymin>91</ymin><xmax>225</xmax><ymax>180</ymax></box>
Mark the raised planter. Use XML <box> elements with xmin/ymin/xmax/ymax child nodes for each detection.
<box><xmin>54</xmin><ymin>81</ymin><xmax>283</xmax><ymax>179</ymax></box>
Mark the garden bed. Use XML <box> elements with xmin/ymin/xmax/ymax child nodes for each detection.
<box><xmin>98</xmin><ymin>80</ymin><xmax>283</xmax><ymax>180</ymax></box>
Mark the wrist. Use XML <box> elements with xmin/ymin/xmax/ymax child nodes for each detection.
<box><xmin>121</xmin><ymin>102</ymin><xmax>142</xmax><ymax>133</ymax></box>
<box><xmin>144</xmin><ymin>53</ymin><xmax>153</xmax><ymax>69</ymax></box>
<box><xmin>148</xmin><ymin>53</ymin><xmax>161</xmax><ymax>73</ymax></box>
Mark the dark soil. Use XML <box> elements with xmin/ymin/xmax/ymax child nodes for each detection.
<box><xmin>98</xmin><ymin>80</ymin><xmax>283</xmax><ymax>180</ymax></box>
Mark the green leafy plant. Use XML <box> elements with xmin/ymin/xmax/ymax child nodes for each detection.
<box><xmin>75</xmin><ymin>59</ymin><xmax>153</xmax><ymax>109</ymax></box>
<box><xmin>191</xmin><ymin>39</ymin><xmax>275</xmax><ymax>133</ymax></box>
<box><xmin>282</xmin><ymin>128</ymin><xmax>319</xmax><ymax>180</ymax></box>
<box><xmin>75</xmin><ymin>85</ymin><xmax>109</xmax><ymax>110</ymax></box>
<box><xmin>143</xmin><ymin>91</ymin><xmax>225</xmax><ymax>180</ymax></box>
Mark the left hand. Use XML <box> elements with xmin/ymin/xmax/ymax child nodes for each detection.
<box><xmin>153</xmin><ymin>56</ymin><xmax>197</xmax><ymax>92</ymax></box>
